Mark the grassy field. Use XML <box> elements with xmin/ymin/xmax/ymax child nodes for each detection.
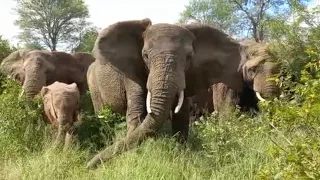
<box><xmin>0</xmin><ymin>79</ymin><xmax>319</xmax><ymax>180</ymax></box>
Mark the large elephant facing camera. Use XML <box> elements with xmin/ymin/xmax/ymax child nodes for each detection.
<box><xmin>0</xmin><ymin>50</ymin><xmax>94</xmax><ymax>98</ymax></box>
<box><xmin>86</xmin><ymin>18</ymin><xmax>244</xmax><ymax>168</ymax></box>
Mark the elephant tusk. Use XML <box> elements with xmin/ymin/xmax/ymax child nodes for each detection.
<box><xmin>146</xmin><ymin>91</ymin><xmax>152</xmax><ymax>113</ymax></box>
<box><xmin>174</xmin><ymin>90</ymin><xmax>184</xmax><ymax>114</ymax></box>
<box><xmin>255</xmin><ymin>91</ymin><xmax>266</xmax><ymax>102</ymax></box>
<box><xmin>19</xmin><ymin>89</ymin><xmax>25</xmax><ymax>98</ymax></box>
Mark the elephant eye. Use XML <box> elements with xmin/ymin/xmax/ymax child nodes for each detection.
<box><xmin>186</xmin><ymin>53</ymin><xmax>193</xmax><ymax>62</ymax></box>
<box><xmin>143</xmin><ymin>52</ymin><xmax>148</xmax><ymax>60</ymax></box>
<box><xmin>248</xmin><ymin>67</ymin><xmax>256</xmax><ymax>77</ymax></box>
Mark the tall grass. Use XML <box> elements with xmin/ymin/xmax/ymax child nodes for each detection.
<box><xmin>0</xmin><ymin>77</ymin><xmax>319</xmax><ymax>179</ymax></box>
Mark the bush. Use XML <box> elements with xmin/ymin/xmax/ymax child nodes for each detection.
<box><xmin>0</xmin><ymin>79</ymin><xmax>49</xmax><ymax>160</ymax></box>
<box><xmin>255</xmin><ymin>20</ymin><xmax>320</xmax><ymax>178</ymax></box>
<box><xmin>75</xmin><ymin>101</ymin><xmax>126</xmax><ymax>152</ymax></box>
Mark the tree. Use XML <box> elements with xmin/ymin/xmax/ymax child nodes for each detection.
<box><xmin>14</xmin><ymin>0</ymin><xmax>90</xmax><ymax>51</ymax></box>
<box><xmin>179</xmin><ymin>0</ymin><xmax>310</xmax><ymax>42</ymax></box>
<box><xmin>72</xmin><ymin>27</ymin><xmax>99</xmax><ymax>53</ymax></box>
<box><xmin>179</xmin><ymin>0</ymin><xmax>237</xmax><ymax>35</ymax></box>
<box><xmin>23</xmin><ymin>42</ymin><xmax>45</xmax><ymax>50</ymax></box>
<box><xmin>0</xmin><ymin>35</ymin><xmax>16</xmax><ymax>64</ymax></box>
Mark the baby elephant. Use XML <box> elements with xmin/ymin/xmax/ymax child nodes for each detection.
<box><xmin>40</xmin><ymin>81</ymin><xmax>80</xmax><ymax>150</ymax></box>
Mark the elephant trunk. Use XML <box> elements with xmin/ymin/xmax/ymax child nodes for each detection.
<box><xmin>54</xmin><ymin>115</ymin><xmax>69</xmax><ymax>149</ymax></box>
<box><xmin>260</xmin><ymin>83</ymin><xmax>280</xmax><ymax>100</ymax></box>
<box><xmin>86</xmin><ymin>89</ymin><xmax>176</xmax><ymax>168</ymax></box>
<box><xmin>23</xmin><ymin>68</ymin><xmax>46</xmax><ymax>98</ymax></box>
<box><xmin>86</xmin><ymin>56</ymin><xmax>185</xmax><ymax>169</ymax></box>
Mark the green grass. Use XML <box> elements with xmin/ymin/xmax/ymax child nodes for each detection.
<box><xmin>0</xmin><ymin>128</ymin><xmax>273</xmax><ymax>180</ymax></box>
<box><xmin>0</xmin><ymin>78</ymin><xmax>319</xmax><ymax>180</ymax></box>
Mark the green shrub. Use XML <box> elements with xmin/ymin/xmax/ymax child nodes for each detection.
<box><xmin>0</xmin><ymin>79</ymin><xmax>49</xmax><ymax>160</ymax></box>
<box><xmin>256</xmin><ymin>41</ymin><xmax>320</xmax><ymax>179</ymax></box>
<box><xmin>74</xmin><ymin>104</ymin><xmax>126</xmax><ymax>152</ymax></box>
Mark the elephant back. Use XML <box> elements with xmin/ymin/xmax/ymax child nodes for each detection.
<box><xmin>40</xmin><ymin>51</ymin><xmax>87</xmax><ymax>86</ymax></box>
<box><xmin>70</xmin><ymin>52</ymin><xmax>95</xmax><ymax>71</ymax></box>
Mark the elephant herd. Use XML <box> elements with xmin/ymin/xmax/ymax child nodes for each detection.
<box><xmin>0</xmin><ymin>18</ymin><xmax>280</xmax><ymax>169</ymax></box>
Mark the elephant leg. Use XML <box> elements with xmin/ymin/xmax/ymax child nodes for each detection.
<box><xmin>89</xmin><ymin>83</ymin><xmax>104</xmax><ymax>114</ymax></box>
<box><xmin>54</xmin><ymin>122</ymin><xmax>67</xmax><ymax>148</ymax></box>
<box><xmin>63</xmin><ymin>131</ymin><xmax>73</xmax><ymax>151</ymax></box>
<box><xmin>77</xmin><ymin>82</ymin><xmax>88</xmax><ymax>95</ymax></box>
<box><xmin>171</xmin><ymin>98</ymin><xmax>190</xmax><ymax>143</ymax></box>
<box><xmin>53</xmin><ymin>119</ymin><xmax>68</xmax><ymax>149</ymax></box>
<box><xmin>125</xmin><ymin>80</ymin><xmax>146</xmax><ymax>136</ymax></box>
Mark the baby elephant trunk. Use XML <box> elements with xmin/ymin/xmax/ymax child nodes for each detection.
<box><xmin>53</xmin><ymin>114</ymin><xmax>77</xmax><ymax>150</ymax></box>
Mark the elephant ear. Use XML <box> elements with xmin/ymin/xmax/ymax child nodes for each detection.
<box><xmin>0</xmin><ymin>49</ymin><xmax>33</xmax><ymax>82</ymax></box>
<box><xmin>69</xmin><ymin>82</ymin><xmax>77</xmax><ymax>88</ymax></box>
<box><xmin>40</xmin><ymin>86</ymin><xmax>49</xmax><ymax>97</ymax></box>
<box><xmin>183</xmin><ymin>24</ymin><xmax>244</xmax><ymax>92</ymax></box>
<box><xmin>92</xmin><ymin>18</ymin><xmax>152</xmax><ymax>78</ymax></box>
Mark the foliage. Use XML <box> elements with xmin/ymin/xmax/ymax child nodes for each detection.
<box><xmin>14</xmin><ymin>0</ymin><xmax>90</xmax><ymax>51</ymax></box>
<box><xmin>255</xmin><ymin>20</ymin><xmax>320</xmax><ymax>178</ymax></box>
<box><xmin>179</xmin><ymin>0</ymin><xmax>236</xmax><ymax>33</ymax></box>
<box><xmin>256</xmin><ymin>63</ymin><xmax>320</xmax><ymax>178</ymax></box>
<box><xmin>72</xmin><ymin>27</ymin><xmax>98</xmax><ymax>53</ymax></box>
<box><xmin>179</xmin><ymin>0</ymin><xmax>310</xmax><ymax>41</ymax></box>
<box><xmin>0</xmin><ymin>79</ymin><xmax>48</xmax><ymax>160</ymax></box>
<box><xmin>268</xmin><ymin>5</ymin><xmax>320</xmax><ymax>98</ymax></box>
<box><xmin>23</xmin><ymin>42</ymin><xmax>45</xmax><ymax>50</ymax></box>
<box><xmin>0</xmin><ymin>35</ymin><xmax>17</xmax><ymax>64</ymax></box>
<box><xmin>75</xmin><ymin>92</ymin><xmax>126</xmax><ymax>152</ymax></box>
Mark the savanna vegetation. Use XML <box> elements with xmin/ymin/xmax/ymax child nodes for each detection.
<box><xmin>0</xmin><ymin>0</ymin><xmax>319</xmax><ymax>179</ymax></box>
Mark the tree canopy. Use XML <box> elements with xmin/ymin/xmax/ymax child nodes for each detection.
<box><xmin>0</xmin><ymin>35</ymin><xmax>16</xmax><ymax>64</ymax></box>
<box><xmin>71</xmin><ymin>26</ymin><xmax>99</xmax><ymax>53</ymax></box>
<box><xmin>179</xmin><ymin>0</ymin><xmax>311</xmax><ymax>42</ymax></box>
<box><xmin>14</xmin><ymin>0</ymin><xmax>90</xmax><ymax>51</ymax></box>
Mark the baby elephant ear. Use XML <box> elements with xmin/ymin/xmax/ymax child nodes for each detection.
<box><xmin>92</xmin><ymin>18</ymin><xmax>152</xmax><ymax>75</ymax></box>
<box><xmin>69</xmin><ymin>82</ymin><xmax>77</xmax><ymax>88</ymax></box>
<box><xmin>40</xmin><ymin>86</ymin><xmax>49</xmax><ymax>97</ymax></box>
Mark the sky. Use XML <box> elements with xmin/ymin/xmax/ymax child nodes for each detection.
<box><xmin>0</xmin><ymin>0</ymin><xmax>190</xmax><ymax>45</ymax></box>
<box><xmin>0</xmin><ymin>0</ymin><xmax>319</xmax><ymax>46</ymax></box>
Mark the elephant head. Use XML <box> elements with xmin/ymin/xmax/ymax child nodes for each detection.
<box><xmin>239</xmin><ymin>40</ymin><xmax>280</xmax><ymax>101</ymax></box>
<box><xmin>21</xmin><ymin>50</ymin><xmax>56</xmax><ymax>98</ymax></box>
<box><xmin>2</xmin><ymin>50</ymin><xmax>89</xmax><ymax>98</ymax></box>
<box><xmin>0</xmin><ymin>49</ymin><xmax>33</xmax><ymax>85</ymax></box>
<box><xmin>40</xmin><ymin>81</ymin><xmax>80</xmax><ymax>150</ymax></box>
<box><xmin>87</xmin><ymin>18</ymin><xmax>244</xmax><ymax>168</ymax></box>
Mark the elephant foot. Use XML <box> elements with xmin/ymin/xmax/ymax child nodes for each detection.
<box><xmin>211</xmin><ymin>111</ymin><xmax>219</xmax><ymax>118</ymax></box>
<box><xmin>86</xmin><ymin>140</ymin><xmax>126</xmax><ymax>169</ymax></box>
<box><xmin>63</xmin><ymin>132</ymin><xmax>73</xmax><ymax>152</ymax></box>
<box><xmin>86</xmin><ymin>153</ymin><xmax>103</xmax><ymax>169</ymax></box>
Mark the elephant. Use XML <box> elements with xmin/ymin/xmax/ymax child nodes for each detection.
<box><xmin>70</xmin><ymin>52</ymin><xmax>95</xmax><ymax>72</ymax></box>
<box><xmin>85</xmin><ymin>18</ymin><xmax>245</xmax><ymax>168</ymax></box>
<box><xmin>189</xmin><ymin>40</ymin><xmax>280</xmax><ymax>118</ymax></box>
<box><xmin>188</xmin><ymin>87</ymin><xmax>214</xmax><ymax>121</ymax></box>
<box><xmin>0</xmin><ymin>50</ymin><xmax>95</xmax><ymax>98</ymax></box>
<box><xmin>40</xmin><ymin>81</ymin><xmax>80</xmax><ymax>150</ymax></box>
<box><xmin>0</xmin><ymin>49</ymin><xmax>32</xmax><ymax>85</ymax></box>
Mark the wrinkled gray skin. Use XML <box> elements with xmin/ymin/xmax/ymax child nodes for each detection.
<box><xmin>86</xmin><ymin>18</ymin><xmax>244</xmax><ymax>168</ymax></box>
<box><xmin>40</xmin><ymin>82</ymin><xmax>80</xmax><ymax>150</ymax></box>
<box><xmin>190</xmin><ymin>40</ymin><xmax>280</xmax><ymax>117</ymax></box>
<box><xmin>0</xmin><ymin>50</ymin><xmax>94</xmax><ymax>98</ymax></box>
